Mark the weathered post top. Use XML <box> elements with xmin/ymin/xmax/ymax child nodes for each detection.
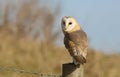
<box><xmin>62</xmin><ymin>63</ymin><xmax>84</xmax><ymax>77</ymax></box>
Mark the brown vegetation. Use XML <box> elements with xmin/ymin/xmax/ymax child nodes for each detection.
<box><xmin>0</xmin><ymin>0</ymin><xmax>119</xmax><ymax>77</ymax></box>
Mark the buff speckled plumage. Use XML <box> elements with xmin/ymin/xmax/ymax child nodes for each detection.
<box><xmin>61</xmin><ymin>16</ymin><xmax>88</xmax><ymax>65</ymax></box>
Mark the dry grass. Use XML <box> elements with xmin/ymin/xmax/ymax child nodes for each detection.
<box><xmin>0</xmin><ymin>34</ymin><xmax>71</xmax><ymax>77</ymax></box>
<box><xmin>0</xmin><ymin>34</ymin><xmax>119</xmax><ymax>77</ymax></box>
<box><xmin>85</xmin><ymin>49</ymin><xmax>120</xmax><ymax>77</ymax></box>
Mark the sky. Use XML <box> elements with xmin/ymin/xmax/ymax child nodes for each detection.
<box><xmin>60</xmin><ymin>0</ymin><xmax>120</xmax><ymax>53</ymax></box>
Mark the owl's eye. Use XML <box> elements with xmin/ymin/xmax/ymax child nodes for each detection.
<box><xmin>68</xmin><ymin>22</ymin><xmax>72</xmax><ymax>25</ymax></box>
<box><xmin>63</xmin><ymin>21</ymin><xmax>65</xmax><ymax>25</ymax></box>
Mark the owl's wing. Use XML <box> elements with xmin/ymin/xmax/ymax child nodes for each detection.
<box><xmin>64</xmin><ymin>36</ymin><xmax>76</xmax><ymax>57</ymax></box>
<box><xmin>69</xmin><ymin>30</ymin><xmax>88</xmax><ymax>49</ymax></box>
<box><xmin>64</xmin><ymin>37</ymin><xmax>69</xmax><ymax>49</ymax></box>
<box><xmin>68</xmin><ymin>30</ymin><xmax>88</xmax><ymax>64</ymax></box>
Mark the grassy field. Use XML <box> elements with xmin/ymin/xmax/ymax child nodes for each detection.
<box><xmin>0</xmin><ymin>34</ymin><xmax>119</xmax><ymax>77</ymax></box>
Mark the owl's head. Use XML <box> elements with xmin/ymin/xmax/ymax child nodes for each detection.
<box><xmin>61</xmin><ymin>16</ymin><xmax>80</xmax><ymax>33</ymax></box>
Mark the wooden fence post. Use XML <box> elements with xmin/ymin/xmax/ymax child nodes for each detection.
<box><xmin>62</xmin><ymin>63</ymin><xmax>84</xmax><ymax>77</ymax></box>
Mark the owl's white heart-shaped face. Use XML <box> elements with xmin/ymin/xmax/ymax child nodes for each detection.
<box><xmin>61</xmin><ymin>16</ymin><xmax>79</xmax><ymax>32</ymax></box>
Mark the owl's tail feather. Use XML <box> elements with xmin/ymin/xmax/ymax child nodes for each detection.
<box><xmin>73</xmin><ymin>55</ymin><xmax>86</xmax><ymax>65</ymax></box>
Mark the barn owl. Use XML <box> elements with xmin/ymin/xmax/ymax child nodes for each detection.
<box><xmin>61</xmin><ymin>16</ymin><xmax>88</xmax><ymax>65</ymax></box>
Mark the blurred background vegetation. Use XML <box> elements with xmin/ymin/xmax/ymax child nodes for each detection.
<box><xmin>0</xmin><ymin>0</ymin><xmax>119</xmax><ymax>77</ymax></box>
